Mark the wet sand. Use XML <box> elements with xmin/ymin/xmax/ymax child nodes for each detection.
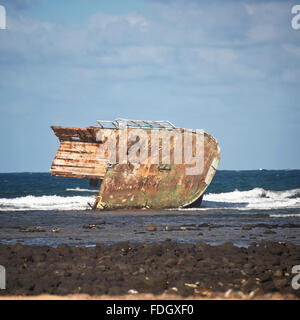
<box><xmin>1</xmin><ymin>209</ymin><xmax>300</xmax><ymax>247</ymax></box>
<box><xmin>0</xmin><ymin>292</ymin><xmax>298</xmax><ymax>300</ymax></box>
<box><xmin>0</xmin><ymin>241</ymin><xmax>299</xmax><ymax>299</ymax></box>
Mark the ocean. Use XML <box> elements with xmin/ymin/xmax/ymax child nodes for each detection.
<box><xmin>0</xmin><ymin>170</ymin><xmax>299</xmax><ymax>247</ymax></box>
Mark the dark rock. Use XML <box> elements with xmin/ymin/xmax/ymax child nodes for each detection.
<box><xmin>264</xmin><ymin>229</ymin><xmax>276</xmax><ymax>234</ymax></box>
<box><xmin>273</xmin><ymin>278</ymin><xmax>288</xmax><ymax>289</ymax></box>
<box><xmin>19</xmin><ymin>226</ymin><xmax>46</xmax><ymax>233</ymax></box>
<box><xmin>82</xmin><ymin>224</ymin><xmax>99</xmax><ymax>230</ymax></box>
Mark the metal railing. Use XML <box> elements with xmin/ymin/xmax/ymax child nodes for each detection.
<box><xmin>96</xmin><ymin>118</ymin><xmax>178</xmax><ymax>130</ymax></box>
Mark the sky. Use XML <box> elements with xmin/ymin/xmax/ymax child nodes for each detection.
<box><xmin>0</xmin><ymin>0</ymin><xmax>299</xmax><ymax>172</ymax></box>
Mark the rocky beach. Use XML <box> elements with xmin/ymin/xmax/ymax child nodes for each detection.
<box><xmin>1</xmin><ymin>171</ymin><xmax>300</xmax><ymax>299</ymax></box>
<box><xmin>0</xmin><ymin>240</ymin><xmax>299</xmax><ymax>299</ymax></box>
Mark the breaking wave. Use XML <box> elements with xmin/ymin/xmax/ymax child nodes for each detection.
<box><xmin>66</xmin><ymin>187</ymin><xmax>97</xmax><ymax>193</ymax></box>
<box><xmin>187</xmin><ymin>188</ymin><xmax>300</xmax><ymax>210</ymax></box>
<box><xmin>0</xmin><ymin>195</ymin><xmax>94</xmax><ymax>211</ymax></box>
<box><xmin>1</xmin><ymin>188</ymin><xmax>300</xmax><ymax>212</ymax></box>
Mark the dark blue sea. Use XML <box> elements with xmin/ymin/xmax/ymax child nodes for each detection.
<box><xmin>0</xmin><ymin>170</ymin><xmax>299</xmax><ymax>247</ymax></box>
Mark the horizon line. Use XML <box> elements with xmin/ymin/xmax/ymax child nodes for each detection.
<box><xmin>1</xmin><ymin>169</ymin><xmax>300</xmax><ymax>174</ymax></box>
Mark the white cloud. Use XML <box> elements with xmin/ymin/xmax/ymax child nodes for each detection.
<box><xmin>0</xmin><ymin>1</ymin><xmax>299</xmax><ymax>86</ymax></box>
<box><xmin>89</xmin><ymin>12</ymin><xmax>148</xmax><ymax>31</ymax></box>
<box><xmin>244</xmin><ymin>1</ymin><xmax>296</xmax><ymax>44</ymax></box>
<box><xmin>97</xmin><ymin>45</ymin><xmax>173</xmax><ymax>66</ymax></box>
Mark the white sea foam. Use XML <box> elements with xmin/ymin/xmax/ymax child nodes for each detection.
<box><xmin>269</xmin><ymin>214</ymin><xmax>300</xmax><ymax>218</ymax></box>
<box><xmin>0</xmin><ymin>195</ymin><xmax>94</xmax><ymax>211</ymax></box>
<box><xmin>1</xmin><ymin>188</ymin><xmax>300</xmax><ymax>212</ymax></box>
<box><xmin>66</xmin><ymin>187</ymin><xmax>97</xmax><ymax>193</ymax></box>
<box><xmin>180</xmin><ymin>188</ymin><xmax>300</xmax><ymax>211</ymax></box>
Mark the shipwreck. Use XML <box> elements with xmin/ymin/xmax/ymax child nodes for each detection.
<box><xmin>50</xmin><ymin>119</ymin><xmax>220</xmax><ymax>210</ymax></box>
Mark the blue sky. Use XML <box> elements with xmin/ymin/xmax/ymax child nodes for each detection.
<box><xmin>0</xmin><ymin>0</ymin><xmax>299</xmax><ymax>171</ymax></box>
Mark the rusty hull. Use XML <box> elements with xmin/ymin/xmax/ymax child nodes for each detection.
<box><xmin>51</xmin><ymin>125</ymin><xmax>220</xmax><ymax>210</ymax></box>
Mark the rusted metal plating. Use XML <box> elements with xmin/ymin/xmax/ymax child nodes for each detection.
<box><xmin>50</xmin><ymin>120</ymin><xmax>220</xmax><ymax>210</ymax></box>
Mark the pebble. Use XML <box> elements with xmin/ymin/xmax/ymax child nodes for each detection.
<box><xmin>185</xmin><ymin>283</ymin><xmax>197</xmax><ymax>288</ymax></box>
<box><xmin>242</xmin><ymin>225</ymin><xmax>252</xmax><ymax>230</ymax></box>
<box><xmin>222</xmin><ymin>257</ymin><xmax>229</xmax><ymax>264</ymax></box>
<box><xmin>139</xmin><ymin>267</ymin><xmax>145</xmax><ymax>274</ymax></box>
<box><xmin>128</xmin><ymin>289</ymin><xmax>139</xmax><ymax>294</ymax></box>
<box><xmin>82</xmin><ymin>224</ymin><xmax>99</xmax><ymax>230</ymax></box>
<box><xmin>146</xmin><ymin>225</ymin><xmax>157</xmax><ymax>232</ymax></box>
<box><xmin>224</xmin><ymin>289</ymin><xmax>232</xmax><ymax>298</ymax></box>
<box><xmin>273</xmin><ymin>270</ymin><xmax>283</xmax><ymax>277</ymax></box>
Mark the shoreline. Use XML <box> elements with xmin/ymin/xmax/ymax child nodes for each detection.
<box><xmin>1</xmin><ymin>208</ymin><xmax>300</xmax><ymax>248</ymax></box>
<box><xmin>0</xmin><ymin>241</ymin><xmax>299</xmax><ymax>299</ymax></box>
